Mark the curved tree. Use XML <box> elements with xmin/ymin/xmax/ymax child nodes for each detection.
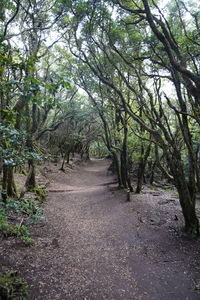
<box><xmin>59</xmin><ymin>0</ymin><xmax>200</xmax><ymax>235</ymax></box>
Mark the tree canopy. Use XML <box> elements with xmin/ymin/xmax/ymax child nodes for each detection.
<box><xmin>0</xmin><ymin>0</ymin><xmax>200</xmax><ymax>236</ymax></box>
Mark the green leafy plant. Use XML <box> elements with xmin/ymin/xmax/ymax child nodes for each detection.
<box><xmin>31</xmin><ymin>186</ymin><xmax>47</xmax><ymax>203</ymax></box>
<box><xmin>0</xmin><ymin>123</ymin><xmax>43</xmax><ymax>168</ymax></box>
<box><xmin>0</xmin><ymin>210</ymin><xmax>34</xmax><ymax>245</ymax></box>
<box><xmin>0</xmin><ymin>271</ymin><xmax>28</xmax><ymax>300</ymax></box>
<box><xmin>2</xmin><ymin>195</ymin><xmax>46</xmax><ymax>223</ymax></box>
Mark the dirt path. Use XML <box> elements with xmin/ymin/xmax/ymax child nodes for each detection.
<box><xmin>1</xmin><ymin>158</ymin><xmax>200</xmax><ymax>299</ymax></box>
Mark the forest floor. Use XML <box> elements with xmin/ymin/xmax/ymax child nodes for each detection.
<box><xmin>1</xmin><ymin>158</ymin><xmax>200</xmax><ymax>300</ymax></box>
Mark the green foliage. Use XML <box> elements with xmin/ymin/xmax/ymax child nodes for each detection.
<box><xmin>0</xmin><ymin>271</ymin><xmax>28</xmax><ymax>300</ymax></box>
<box><xmin>2</xmin><ymin>195</ymin><xmax>45</xmax><ymax>223</ymax></box>
<box><xmin>30</xmin><ymin>186</ymin><xmax>47</xmax><ymax>203</ymax></box>
<box><xmin>0</xmin><ymin>0</ymin><xmax>199</xmax><ymax>235</ymax></box>
<box><xmin>0</xmin><ymin>122</ymin><xmax>43</xmax><ymax>167</ymax></box>
<box><xmin>171</xmin><ymin>192</ymin><xmax>179</xmax><ymax>197</ymax></box>
<box><xmin>0</xmin><ymin>210</ymin><xmax>34</xmax><ymax>245</ymax></box>
<box><xmin>0</xmin><ymin>191</ymin><xmax>46</xmax><ymax>245</ymax></box>
<box><xmin>0</xmin><ymin>123</ymin><xmax>25</xmax><ymax>167</ymax></box>
<box><xmin>90</xmin><ymin>141</ymin><xmax>109</xmax><ymax>158</ymax></box>
<box><xmin>0</xmin><ymin>208</ymin><xmax>7</xmax><ymax>223</ymax></box>
<box><xmin>150</xmin><ymin>185</ymin><xmax>159</xmax><ymax>191</ymax></box>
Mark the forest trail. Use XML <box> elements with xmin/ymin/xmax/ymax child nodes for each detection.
<box><xmin>1</xmin><ymin>159</ymin><xmax>200</xmax><ymax>299</ymax></box>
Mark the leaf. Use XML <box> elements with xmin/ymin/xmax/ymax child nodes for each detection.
<box><xmin>62</xmin><ymin>81</ymin><xmax>71</xmax><ymax>89</ymax></box>
<box><xmin>45</xmin><ymin>83</ymin><xmax>56</xmax><ymax>90</ymax></box>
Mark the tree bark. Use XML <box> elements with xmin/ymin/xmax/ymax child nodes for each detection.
<box><xmin>7</xmin><ymin>166</ymin><xmax>17</xmax><ymax>197</ymax></box>
<box><xmin>112</xmin><ymin>150</ymin><xmax>123</xmax><ymax>189</ymax></box>
<box><xmin>169</xmin><ymin>155</ymin><xmax>199</xmax><ymax>236</ymax></box>
<box><xmin>136</xmin><ymin>144</ymin><xmax>151</xmax><ymax>193</ymax></box>
<box><xmin>25</xmin><ymin>163</ymin><xmax>36</xmax><ymax>190</ymax></box>
<box><xmin>2</xmin><ymin>165</ymin><xmax>18</xmax><ymax>201</ymax></box>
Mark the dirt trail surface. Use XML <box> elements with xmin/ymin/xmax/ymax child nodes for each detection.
<box><xmin>1</xmin><ymin>158</ymin><xmax>200</xmax><ymax>300</ymax></box>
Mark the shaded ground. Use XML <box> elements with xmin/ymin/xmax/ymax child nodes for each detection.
<box><xmin>1</xmin><ymin>158</ymin><xmax>200</xmax><ymax>299</ymax></box>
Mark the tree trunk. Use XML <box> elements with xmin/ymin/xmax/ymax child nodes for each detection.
<box><xmin>136</xmin><ymin>144</ymin><xmax>151</xmax><ymax>193</ymax></box>
<box><xmin>120</xmin><ymin>150</ymin><xmax>128</xmax><ymax>189</ymax></box>
<box><xmin>127</xmin><ymin>176</ymin><xmax>133</xmax><ymax>192</ymax></box>
<box><xmin>24</xmin><ymin>99</ymin><xmax>37</xmax><ymax>190</ymax></box>
<box><xmin>67</xmin><ymin>152</ymin><xmax>70</xmax><ymax>164</ymax></box>
<box><xmin>176</xmin><ymin>180</ymin><xmax>199</xmax><ymax>236</ymax></box>
<box><xmin>196</xmin><ymin>171</ymin><xmax>200</xmax><ymax>193</ymax></box>
<box><xmin>60</xmin><ymin>154</ymin><xmax>66</xmax><ymax>171</ymax></box>
<box><xmin>112</xmin><ymin>150</ymin><xmax>123</xmax><ymax>189</ymax></box>
<box><xmin>25</xmin><ymin>163</ymin><xmax>36</xmax><ymax>190</ymax></box>
<box><xmin>135</xmin><ymin>160</ymin><xmax>144</xmax><ymax>193</ymax></box>
<box><xmin>172</xmin><ymin>158</ymin><xmax>199</xmax><ymax>236</ymax></box>
<box><xmin>195</xmin><ymin>145</ymin><xmax>200</xmax><ymax>192</ymax></box>
<box><xmin>120</xmin><ymin>113</ymin><xmax>133</xmax><ymax>191</ymax></box>
<box><xmin>2</xmin><ymin>165</ymin><xmax>18</xmax><ymax>201</ymax></box>
<box><xmin>85</xmin><ymin>145</ymin><xmax>90</xmax><ymax>160</ymax></box>
<box><xmin>2</xmin><ymin>164</ymin><xmax>8</xmax><ymax>202</ymax></box>
<box><xmin>7</xmin><ymin>166</ymin><xmax>17</xmax><ymax>197</ymax></box>
<box><xmin>150</xmin><ymin>160</ymin><xmax>156</xmax><ymax>185</ymax></box>
<box><xmin>0</xmin><ymin>157</ymin><xmax>3</xmax><ymax>174</ymax></box>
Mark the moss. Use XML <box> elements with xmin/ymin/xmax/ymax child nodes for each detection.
<box><xmin>0</xmin><ymin>271</ymin><xmax>28</xmax><ymax>299</ymax></box>
<box><xmin>150</xmin><ymin>185</ymin><xmax>159</xmax><ymax>191</ymax></box>
<box><xmin>171</xmin><ymin>192</ymin><xmax>179</xmax><ymax>197</ymax></box>
<box><xmin>15</xmin><ymin>183</ymin><xmax>25</xmax><ymax>191</ymax></box>
<box><xmin>163</xmin><ymin>186</ymin><xmax>174</xmax><ymax>191</ymax></box>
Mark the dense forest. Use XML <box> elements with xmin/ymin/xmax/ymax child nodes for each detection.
<box><xmin>0</xmin><ymin>0</ymin><xmax>200</xmax><ymax>297</ymax></box>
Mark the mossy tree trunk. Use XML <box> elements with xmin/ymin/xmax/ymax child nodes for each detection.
<box><xmin>25</xmin><ymin>162</ymin><xmax>36</xmax><ymax>190</ymax></box>
<box><xmin>168</xmin><ymin>153</ymin><xmax>199</xmax><ymax>236</ymax></box>
<box><xmin>112</xmin><ymin>150</ymin><xmax>123</xmax><ymax>189</ymax></box>
<box><xmin>136</xmin><ymin>144</ymin><xmax>151</xmax><ymax>193</ymax></box>
<box><xmin>2</xmin><ymin>165</ymin><xmax>18</xmax><ymax>201</ymax></box>
<box><xmin>24</xmin><ymin>104</ymin><xmax>37</xmax><ymax>191</ymax></box>
<box><xmin>120</xmin><ymin>113</ymin><xmax>133</xmax><ymax>192</ymax></box>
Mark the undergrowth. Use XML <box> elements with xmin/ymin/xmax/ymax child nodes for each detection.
<box><xmin>30</xmin><ymin>185</ymin><xmax>47</xmax><ymax>202</ymax></box>
<box><xmin>3</xmin><ymin>195</ymin><xmax>46</xmax><ymax>224</ymax></box>
<box><xmin>0</xmin><ymin>271</ymin><xmax>28</xmax><ymax>300</ymax></box>
<box><xmin>0</xmin><ymin>209</ymin><xmax>34</xmax><ymax>245</ymax></box>
<box><xmin>171</xmin><ymin>192</ymin><xmax>179</xmax><ymax>197</ymax></box>
<box><xmin>0</xmin><ymin>189</ymin><xmax>47</xmax><ymax>298</ymax></box>
<box><xmin>0</xmin><ymin>193</ymin><xmax>46</xmax><ymax>245</ymax></box>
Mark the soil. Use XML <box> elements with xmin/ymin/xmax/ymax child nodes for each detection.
<box><xmin>1</xmin><ymin>158</ymin><xmax>200</xmax><ymax>300</ymax></box>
